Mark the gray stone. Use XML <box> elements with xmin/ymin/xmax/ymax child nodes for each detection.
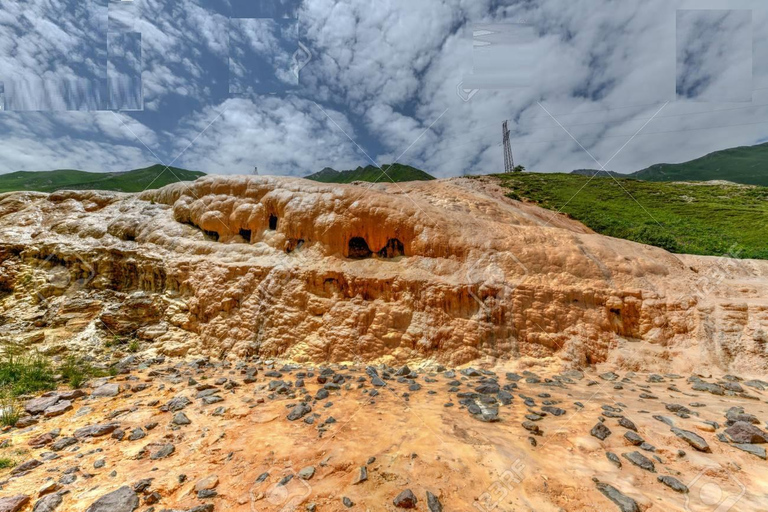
<box><xmin>11</xmin><ymin>458</ymin><xmax>42</xmax><ymax>475</ymax></box>
<box><xmin>595</xmin><ymin>482</ymin><xmax>639</xmax><ymax>512</ymax></box>
<box><xmin>165</xmin><ymin>396</ymin><xmax>191</xmax><ymax>411</ymax></box>
<box><xmin>621</xmin><ymin>451</ymin><xmax>655</xmax><ymax>472</ymax></box>
<box><xmin>298</xmin><ymin>466</ymin><xmax>315</xmax><ymax>480</ymax></box>
<box><xmin>723</xmin><ymin>422</ymin><xmax>768</xmax><ymax>444</ymax></box>
<box><xmin>25</xmin><ymin>394</ymin><xmax>60</xmax><ymax>415</ymax></box>
<box><xmin>287</xmin><ymin>403</ymin><xmax>311</xmax><ymax>421</ymax></box>
<box><xmin>128</xmin><ymin>428</ymin><xmax>146</xmax><ymax>441</ymax></box>
<box><xmin>352</xmin><ymin>466</ymin><xmax>368</xmax><ymax>484</ymax></box>
<box><xmin>91</xmin><ymin>384</ymin><xmax>120</xmax><ymax>398</ymax></box>
<box><xmin>172</xmin><ymin>412</ymin><xmax>191</xmax><ymax>426</ymax></box>
<box><xmin>731</xmin><ymin>443</ymin><xmax>767</xmax><ymax>459</ymax></box>
<box><xmin>84</xmin><ymin>486</ymin><xmax>139</xmax><ymax>512</ymax></box>
<box><xmin>624</xmin><ymin>431</ymin><xmax>644</xmax><ymax>446</ymax></box>
<box><xmin>426</xmin><ymin>491</ymin><xmax>443</xmax><ymax>512</ymax></box>
<box><xmin>657</xmin><ymin>475</ymin><xmax>689</xmax><ymax>493</ymax></box>
<box><xmin>591</xmin><ymin>422</ymin><xmax>611</xmax><ymax>441</ymax></box>
<box><xmin>32</xmin><ymin>493</ymin><xmax>63</xmax><ymax>512</ymax></box>
<box><xmin>74</xmin><ymin>423</ymin><xmax>120</xmax><ymax>439</ymax></box>
<box><xmin>671</xmin><ymin>428</ymin><xmax>711</xmax><ymax>452</ymax></box>
<box><xmin>618</xmin><ymin>417</ymin><xmax>637</xmax><ymax>431</ymax></box>
<box><xmin>0</xmin><ymin>495</ymin><xmax>30</xmax><ymax>512</ymax></box>
<box><xmin>51</xmin><ymin>437</ymin><xmax>77</xmax><ymax>451</ymax></box>
<box><xmin>150</xmin><ymin>444</ymin><xmax>175</xmax><ymax>460</ymax></box>
<box><xmin>606</xmin><ymin>452</ymin><xmax>622</xmax><ymax>468</ymax></box>
<box><xmin>691</xmin><ymin>382</ymin><xmax>725</xmax><ymax>396</ymax></box>
<box><xmin>43</xmin><ymin>400</ymin><xmax>72</xmax><ymax>418</ymax></box>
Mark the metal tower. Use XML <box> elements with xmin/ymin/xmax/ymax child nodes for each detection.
<box><xmin>502</xmin><ymin>120</ymin><xmax>514</xmax><ymax>173</ymax></box>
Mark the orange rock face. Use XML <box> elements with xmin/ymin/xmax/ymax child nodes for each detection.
<box><xmin>0</xmin><ymin>175</ymin><xmax>766</xmax><ymax>374</ymax></box>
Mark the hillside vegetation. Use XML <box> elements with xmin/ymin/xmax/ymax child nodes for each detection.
<box><xmin>631</xmin><ymin>142</ymin><xmax>768</xmax><ymax>186</ymax></box>
<box><xmin>495</xmin><ymin>173</ymin><xmax>768</xmax><ymax>259</ymax></box>
<box><xmin>305</xmin><ymin>163</ymin><xmax>435</xmax><ymax>183</ymax></box>
<box><xmin>0</xmin><ymin>164</ymin><xmax>205</xmax><ymax>194</ymax></box>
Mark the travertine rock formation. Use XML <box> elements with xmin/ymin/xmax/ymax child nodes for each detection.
<box><xmin>0</xmin><ymin>175</ymin><xmax>766</xmax><ymax>374</ymax></box>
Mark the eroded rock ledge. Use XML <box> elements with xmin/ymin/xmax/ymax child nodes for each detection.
<box><xmin>0</xmin><ymin>175</ymin><xmax>766</xmax><ymax>373</ymax></box>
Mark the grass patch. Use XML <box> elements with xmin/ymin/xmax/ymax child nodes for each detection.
<box><xmin>0</xmin><ymin>457</ymin><xmax>15</xmax><ymax>469</ymax></box>
<box><xmin>59</xmin><ymin>355</ymin><xmax>106</xmax><ymax>389</ymax></box>
<box><xmin>0</xmin><ymin>389</ymin><xmax>21</xmax><ymax>427</ymax></box>
<box><xmin>493</xmin><ymin>173</ymin><xmax>768</xmax><ymax>259</ymax></box>
<box><xmin>0</xmin><ymin>347</ymin><xmax>56</xmax><ymax>396</ymax></box>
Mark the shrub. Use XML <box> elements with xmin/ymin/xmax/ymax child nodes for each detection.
<box><xmin>127</xmin><ymin>340</ymin><xmax>140</xmax><ymax>353</ymax></box>
<box><xmin>0</xmin><ymin>346</ymin><xmax>56</xmax><ymax>396</ymax></box>
<box><xmin>59</xmin><ymin>355</ymin><xmax>109</xmax><ymax>389</ymax></box>
<box><xmin>0</xmin><ymin>388</ymin><xmax>20</xmax><ymax>427</ymax></box>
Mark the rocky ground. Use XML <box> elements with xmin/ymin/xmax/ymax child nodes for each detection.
<box><xmin>1</xmin><ymin>357</ymin><xmax>767</xmax><ymax>512</ymax></box>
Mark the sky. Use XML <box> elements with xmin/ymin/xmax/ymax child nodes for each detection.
<box><xmin>0</xmin><ymin>0</ymin><xmax>767</xmax><ymax>178</ymax></box>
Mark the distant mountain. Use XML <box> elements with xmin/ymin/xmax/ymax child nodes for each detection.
<box><xmin>305</xmin><ymin>164</ymin><xmax>435</xmax><ymax>183</ymax></box>
<box><xmin>0</xmin><ymin>165</ymin><xmax>205</xmax><ymax>194</ymax></box>
<box><xmin>631</xmin><ymin>142</ymin><xmax>768</xmax><ymax>186</ymax></box>
<box><xmin>570</xmin><ymin>169</ymin><xmax>626</xmax><ymax>178</ymax></box>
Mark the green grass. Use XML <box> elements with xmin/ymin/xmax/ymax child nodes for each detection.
<box><xmin>305</xmin><ymin>164</ymin><xmax>435</xmax><ymax>183</ymax></box>
<box><xmin>0</xmin><ymin>348</ymin><xmax>57</xmax><ymax>396</ymax></box>
<box><xmin>0</xmin><ymin>164</ymin><xmax>205</xmax><ymax>194</ymax></box>
<box><xmin>59</xmin><ymin>355</ymin><xmax>106</xmax><ymax>389</ymax></box>
<box><xmin>0</xmin><ymin>458</ymin><xmax>15</xmax><ymax>469</ymax></box>
<box><xmin>632</xmin><ymin>142</ymin><xmax>768</xmax><ymax>187</ymax></box>
<box><xmin>494</xmin><ymin>173</ymin><xmax>768</xmax><ymax>259</ymax></box>
<box><xmin>0</xmin><ymin>347</ymin><xmax>107</xmax><ymax>397</ymax></box>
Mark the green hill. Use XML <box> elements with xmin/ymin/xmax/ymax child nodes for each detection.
<box><xmin>305</xmin><ymin>164</ymin><xmax>435</xmax><ymax>183</ymax></box>
<box><xmin>0</xmin><ymin>165</ymin><xmax>205</xmax><ymax>194</ymax></box>
<box><xmin>494</xmin><ymin>172</ymin><xmax>768</xmax><ymax>259</ymax></box>
<box><xmin>631</xmin><ymin>142</ymin><xmax>768</xmax><ymax>186</ymax></box>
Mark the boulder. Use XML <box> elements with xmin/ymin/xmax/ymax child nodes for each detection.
<box><xmin>84</xmin><ymin>486</ymin><xmax>139</xmax><ymax>512</ymax></box>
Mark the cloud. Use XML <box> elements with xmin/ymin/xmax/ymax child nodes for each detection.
<box><xmin>2</xmin><ymin>0</ymin><xmax>768</xmax><ymax>178</ymax></box>
<box><xmin>172</xmin><ymin>96</ymin><xmax>365</xmax><ymax>176</ymax></box>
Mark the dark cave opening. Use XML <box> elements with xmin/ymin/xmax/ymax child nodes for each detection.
<box><xmin>203</xmin><ymin>230</ymin><xmax>219</xmax><ymax>242</ymax></box>
<box><xmin>348</xmin><ymin>237</ymin><xmax>372</xmax><ymax>259</ymax></box>
<box><xmin>268</xmin><ymin>215</ymin><xmax>278</xmax><ymax>231</ymax></box>
<box><xmin>239</xmin><ymin>229</ymin><xmax>252</xmax><ymax>242</ymax></box>
<box><xmin>378</xmin><ymin>238</ymin><xmax>404</xmax><ymax>258</ymax></box>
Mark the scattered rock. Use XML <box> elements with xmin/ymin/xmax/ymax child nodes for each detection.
<box><xmin>352</xmin><ymin>466</ymin><xmax>368</xmax><ymax>485</ymax></box>
<box><xmin>591</xmin><ymin>422</ymin><xmax>611</xmax><ymax>441</ymax></box>
<box><xmin>671</xmin><ymin>428</ymin><xmax>711</xmax><ymax>452</ymax></box>
<box><xmin>32</xmin><ymin>494</ymin><xmax>62</xmax><ymax>512</ymax></box>
<box><xmin>621</xmin><ymin>451</ymin><xmax>655</xmax><ymax>472</ymax></box>
<box><xmin>149</xmin><ymin>444</ymin><xmax>175</xmax><ymax>460</ymax></box>
<box><xmin>84</xmin><ymin>486</ymin><xmax>139</xmax><ymax>512</ymax></box>
<box><xmin>723</xmin><ymin>422</ymin><xmax>768</xmax><ymax>444</ymax></box>
<box><xmin>393</xmin><ymin>489</ymin><xmax>418</xmax><ymax>508</ymax></box>
<box><xmin>595</xmin><ymin>481</ymin><xmax>639</xmax><ymax>512</ymax></box>
<box><xmin>11</xmin><ymin>458</ymin><xmax>42</xmax><ymax>475</ymax></box>
<box><xmin>172</xmin><ymin>412</ymin><xmax>191</xmax><ymax>426</ymax></box>
<box><xmin>91</xmin><ymin>384</ymin><xmax>120</xmax><ymax>398</ymax></box>
<box><xmin>195</xmin><ymin>475</ymin><xmax>219</xmax><ymax>492</ymax></box>
<box><xmin>0</xmin><ymin>495</ymin><xmax>30</xmax><ymax>512</ymax></box>
<box><xmin>74</xmin><ymin>423</ymin><xmax>120</xmax><ymax>439</ymax></box>
<box><xmin>657</xmin><ymin>475</ymin><xmax>689</xmax><ymax>493</ymax></box>
<box><xmin>287</xmin><ymin>403</ymin><xmax>312</xmax><ymax>421</ymax></box>
<box><xmin>298</xmin><ymin>466</ymin><xmax>315</xmax><ymax>480</ymax></box>
<box><xmin>426</xmin><ymin>491</ymin><xmax>443</xmax><ymax>512</ymax></box>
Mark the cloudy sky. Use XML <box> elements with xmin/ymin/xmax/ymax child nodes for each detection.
<box><xmin>0</xmin><ymin>0</ymin><xmax>767</xmax><ymax>178</ymax></box>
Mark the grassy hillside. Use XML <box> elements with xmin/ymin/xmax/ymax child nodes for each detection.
<box><xmin>631</xmin><ymin>142</ymin><xmax>768</xmax><ymax>186</ymax></box>
<box><xmin>306</xmin><ymin>164</ymin><xmax>435</xmax><ymax>183</ymax></box>
<box><xmin>0</xmin><ymin>165</ymin><xmax>205</xmax><ymax>194</ymax></box>
<box><xmin>495</xmin><ymin>173</ymin><xmax>768</xmax><ymax>259</ymax></box>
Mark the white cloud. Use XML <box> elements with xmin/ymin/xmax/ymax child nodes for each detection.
<box><xmin>173</xmin><ymin>96</ymin><xmax>364</xmax><ymax>175</ymax></box>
